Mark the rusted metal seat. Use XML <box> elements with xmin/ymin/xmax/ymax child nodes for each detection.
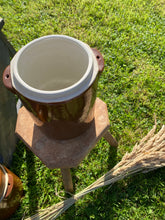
<box><xmin>16</xmin><ymin>98</ymin><xmax>118</xmax><ymax>192</ymax></box>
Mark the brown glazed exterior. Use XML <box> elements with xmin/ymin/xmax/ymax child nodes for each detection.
<box><xmin>0</xmin><ymin>166</ymin><xmax>23</xmax><ymax>220</ymax></box>
<box><xmin>3</xmin><ymin>48</ymin><xmax>104</xmax><ymax>139</ymax></box>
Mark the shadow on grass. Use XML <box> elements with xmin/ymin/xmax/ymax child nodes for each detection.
<box><xmin>9</xmin><ymin>144</ymin><xmax>39</xmax><ymax>219</ymax></box>
<box><xmin>9</xmin><ymin>138</ymin><xmax>164</xmax><ymax>220</ymax></box>
<box><xmin>58</xmin><ymin>139</ymin><xmax>164</xmax><ymax>220</ymax></box>
<box><xmin>59</xmin><ymin>143</ymin><xmax>118</xmax><ymax>220</ymax></box>
<box><xmin>25</xmin><ymin>149</ymin><xmax>39</xmax><ymax>216</ymax></box>
<box><xmin>60</xmin><ymin>167</ymin><xmax>165</xmax><ymax>220</ymax></box>
<box><xmin>107</xmin><ymin>144</ymin><xmax>118</xmax><ymax>170</ymax></box>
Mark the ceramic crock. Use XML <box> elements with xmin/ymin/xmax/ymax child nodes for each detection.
<box><xmin>0</xmin><ymin>164</ymin><xmax>23</xmax><ymax>220</ymax></box>
<box><xmin>3</xmin><ymin>35</ymin><xmax>104</xmax><ymax>139</ymax></box>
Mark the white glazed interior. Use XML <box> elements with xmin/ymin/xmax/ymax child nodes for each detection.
<box><xmin>11</xmin><ymin>35</ymin><xmax>98</xmax><ymax>103</ymax></box>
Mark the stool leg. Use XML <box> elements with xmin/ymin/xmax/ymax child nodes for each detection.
<box><xmin>103</xmin><ymin>131</ymin><xmax>118</xmax><ymax>147</ymax></box>
<box><xmin>61</xmin><ymin>168</ymin><xmax>74</xmax><ymax>193</ymax></box>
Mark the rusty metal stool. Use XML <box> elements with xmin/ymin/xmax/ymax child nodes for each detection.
<box><xmin>15</xmin><ymin>98</ymin><xmax>118</xmax><ymax>193</ymax></box>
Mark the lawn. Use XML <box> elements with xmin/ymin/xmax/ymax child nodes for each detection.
<box><xmin>0</xmin><ymin>0</ymin><xmax>165</xmax><ymax>219</ymax></box>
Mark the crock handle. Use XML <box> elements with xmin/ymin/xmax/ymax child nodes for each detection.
<box><xmin>91</xmin><ymin>48</ymin><xmax>104</xmax><ymax>73</ymax></box>
<box><xmin>3</xmin><ymin>65</ymin><xmax>16</xmax><ymax>93</ymax></box>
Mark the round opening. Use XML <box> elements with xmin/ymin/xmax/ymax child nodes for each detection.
<box><xmin>5</xmin><ymin>74</ymin><xmax>9</xmax><ymax>79</ymax></box>
<box><xmin>16</xmin><ymin>36</ymin><xmax>90</xmax><ymax>91</ymax></box>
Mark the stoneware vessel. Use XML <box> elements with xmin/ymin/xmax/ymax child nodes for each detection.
<box><xmin>3</xmin><ymin>35</ymin><xmax>104</xmax><ymax>139</ymax></box>
<box><xmin>0</xmin><ymin>164</ymin><xmax>23</xmax><ymax>220</ymax></box>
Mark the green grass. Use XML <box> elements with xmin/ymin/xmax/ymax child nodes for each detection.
<box><xmin>0</xmin><ymin>0</ymin><xmax>165</xmax><ymax>219</ymax></box>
